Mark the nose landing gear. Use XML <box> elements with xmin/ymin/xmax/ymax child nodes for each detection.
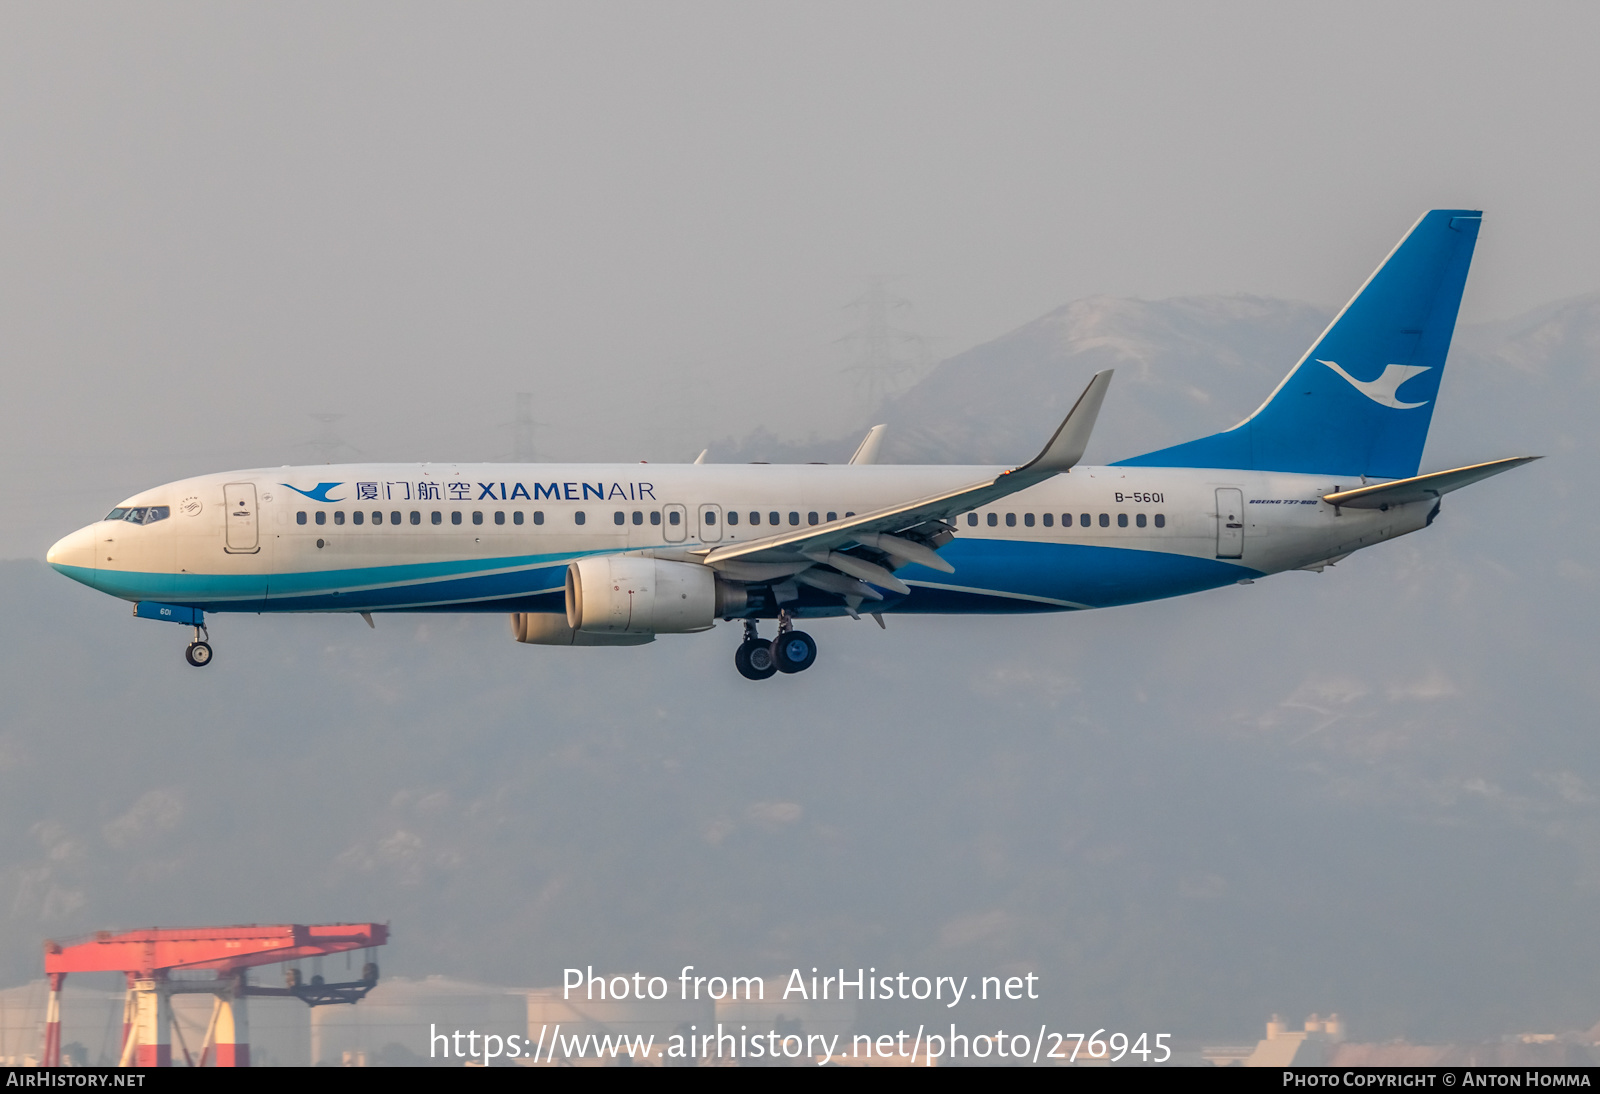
<box><xmin>185</xmin><ymin>624</ymin><xmax>213</xmax><ymax>668</ymax></box>
<box><xmin>733</xmin><ymin>614</ymin><xmax>816</xmax><ymax>680</ymax></box>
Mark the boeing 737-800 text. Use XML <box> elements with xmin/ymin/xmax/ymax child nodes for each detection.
<box><xmin>47</xmin><ymin>210</ymin><xmax>1535</xmax><ymax>679</ymax></box>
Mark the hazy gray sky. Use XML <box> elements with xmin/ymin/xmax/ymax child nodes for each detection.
<box><xmin>3</xmin><ymin>2</ymin><xmax>1599</xmax><ymax>559</ymax></box>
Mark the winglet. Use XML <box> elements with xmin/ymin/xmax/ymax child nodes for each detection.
<box><xmin>1013</xmin><ymin>369</ymin><xmax>1113</xmax><ymax>476</ymax></box>
<box><xmin>849</xmin><ymin>424</ymin><xmax>887</xmax><ymax>465</ymax></box>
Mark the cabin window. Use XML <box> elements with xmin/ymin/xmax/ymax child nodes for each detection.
<box><xmin>1117</xmin><ymin>513</ymin><xmax>1128</xmax><ymax>528</ymax></box>
<box><xmin>650</xmin><ymin>511</ymin><xmax>661</xmax><ymax>526</ymax></box>
<box><xmin>1042</xmin><ymin>513</ymin><xmax>1053</xmax><ymax>527</ymax></box>
<box><xmin>1154</xmin><ymin>513</ymin><xmax>1165</xmax><ymax>528</ymax></box>
<box><xmin>1061</xmin><ymin>513</ymin><xmax>1071</xmax><ymax>527</ymax></box>
<box><xmin>531</xmin><ymin>512</ymin><xmax>542</xmax><ymax>525</ymax></box>
<box><xmin>769</xmin><ymin>512</ymin><xmax>780</xmax><ymax>525</ymax></box>
<box><xmin>451</xmin><ymin>511</ymin><xmax>462</xmax><ymax>525</ymax></box>
<box><xmin>513</xmin><ymin>511</ymin><xmax>524</xmax><ymax>525</ymax></box>
<box><xmin>727</xmin><ymin>511</ymin><xmax>738</xmax><ymax>526</ymax></box>
<box><xmin>296</xmin><ymin>511</ymin><xmax>307</xmax><ymax>525</ymax></box>
<box><xmin>1005</xmin><ymin>513</ymin><xmax>1017</xmax><ymax>527</ymax></box>
<box><xmin>371</xmin><ymin>511</ymin><xmax>383</xmax><ymax>525</ymax></box>
<box><xmin>789</xmin><ymin>512</ymin><xmax>800</xmax><ymax>526</ymax></box>
<box><xmin>669</xmin><ymin>511</ymin><xmax>680</xmax><ymax>526</ymax></box>
<box><xmin>431</xmin><ymin>511</ymin><xmax>442</xmax><ymax>525</ymax></box>
<box><xmin>1136</xmin><ymin>513</ymin><xmax>1147</xmax><ymax>528</ymax></box>
<box><xmin>1024</xmin><ymin>513</ymin><xmax>1034</xmax><ymax>527</ymax></box>
<box><xmin>987</xmin><ymin>513</ymin><xmax>998</xmax><ymax>527</ymax></box>
<box><xmin>705</xmin><ymin>511</ymin><xmax>717</xmax><ymax>525</ymax></box>
<box><xmin>315</xmin><ymin>511</ymin><xmax>326</xmax><ymax>525</ymax></box>
<box><xmin>494</xmin><ymin>511</ymin><xmax>505</xmax><ymax>525</ymax></box>
<box><xmin>614</xmin><ymin>511</ymin><xmax>625</xmax><ymax>526</ymax></box>
<box><xmin>808</xmin><ymin>512</ymin><xmax>818</xmax><ymax>526</ymax></box>
<box><xmin>575</xmin><ymin>511</ymin><xmax>586</xmax><ymax>525</ymax></box>
<box><xmin>352</xmin><ymin>511</ymin><xmax>364</xmax><ymax>525</ymax></box>
<box><xmin>334</xmin><ymin>511</ymin><xmax>345</xmax><ymax>525</ymax></box>
<box><xmin>967</xmin><ymin>513</ymin><xmax>978</xmax><ymax>527</ymax></box>
<box><xmin>471</xmin><ymin>511</ymin><xmax>482</xmax><ymax>525</ymax></box>
<box><xmin>390</xmin><ymin>511</ymin><xmax>401</xmax><ymax>525</ymax></box>
<box><xmin>749</xmin><ymin>512</ymin><xmax>760</xmax><ymax>525</ymax></box>
<box><xmin>1098</xmin><ymin>513</ymin><xmax>1109</xmax><ymax>527</ymax></box>
<box><xmin>827</xmin><ymin>512</ymin><xmax>837</xmax><ymax>522</ymax></box>
<box><xmin>633</xmin><ymin>511</ymin><xmax>644</xmax><ymax>525</ymax></box>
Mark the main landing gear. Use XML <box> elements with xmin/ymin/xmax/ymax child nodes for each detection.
<box><xmin>735</xmin><ymin>615</ymin><xmax>817</xmax><ymax>680</ymax></box>
<box><xmin>185</xmin><ymin>624</ymin><xmax>213</xmax><ymax>668</ymax></box>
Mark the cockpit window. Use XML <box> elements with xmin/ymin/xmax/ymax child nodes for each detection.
<box><xmin>112</xmin><ymin>506</ymin><xmax>170</xmax><ymax>525</ymax></box>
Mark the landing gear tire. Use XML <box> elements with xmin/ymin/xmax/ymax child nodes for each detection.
<box><xmin>735</xmin><ymin>639</ymin><xmax>778</xmax><ymax>681</ymax></box>
<box><xmin>773</xmin><ymin>630</ymin><xmax>817</xmax><ymax>674</ymax></box>
<box><xmin>185</xmin><ymin>641</ymin><xmax>213</xmax><ymax>668</ymax></box>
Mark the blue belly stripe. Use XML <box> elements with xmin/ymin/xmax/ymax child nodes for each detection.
<box><xmin>54</xmin><ymin>540</ymin><xmax>1259</xmax><ymax>615</ymax></box>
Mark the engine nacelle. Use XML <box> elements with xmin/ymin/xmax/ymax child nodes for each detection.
<box><xmin>566</xmin><ymin>556</ymin><xmax>744</xmax><ymax>635</ymax></box>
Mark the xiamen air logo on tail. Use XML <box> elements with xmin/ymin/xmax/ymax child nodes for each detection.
<box><xmin>1318</xmin><ymin>361</ymin><xmax>1433</xmax><ymax>409</ymax></box>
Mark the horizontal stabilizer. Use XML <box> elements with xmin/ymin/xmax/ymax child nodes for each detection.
<box><xmin>1323</xmin><ymin>456</ymin><xmax>1539</xmax><ymax>509</ymax></box>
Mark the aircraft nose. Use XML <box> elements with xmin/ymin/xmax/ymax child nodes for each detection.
<box><xmin>46</xmin><ymin>525</ymin><xmax>97</xmax><ymax>575</ymax></box>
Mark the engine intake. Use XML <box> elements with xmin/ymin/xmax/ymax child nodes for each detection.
<box><xmin>566</xmin><ymin>556</ymin><xmax>743</xmax><ymax>635</ymax></box>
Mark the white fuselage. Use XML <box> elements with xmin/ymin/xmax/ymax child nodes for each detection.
<box><xmin>47</xmin><ymin>462</ymin><xmax>1431</xmax><ymax>619</ymax></box>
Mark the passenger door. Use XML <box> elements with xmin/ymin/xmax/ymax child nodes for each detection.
<box><xmin>1215</xmin><ymin>487</ymin><xmax>1244</xmax><ymax>559</ymax></box>
<box><xmin>224</xmin><ymin>483</ymin><xmax>260</xmax><ymax>554</ymax></box>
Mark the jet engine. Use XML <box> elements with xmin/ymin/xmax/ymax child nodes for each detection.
<box><xmin>565</xmin><ymin>556</ymin><xmax>746</xmax><ymax>636</ymax></box>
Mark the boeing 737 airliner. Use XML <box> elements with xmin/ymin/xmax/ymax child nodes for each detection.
<box><xmin>47</xmin><ymin>210</ymin><xmax>1535</xmax><ymax>679</ymax></box>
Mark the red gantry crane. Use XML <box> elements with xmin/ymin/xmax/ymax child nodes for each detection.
<box><xmin>41</xmin><ymin>923</ymin><xmax>388</xmax><ymax>1067</ymax></box>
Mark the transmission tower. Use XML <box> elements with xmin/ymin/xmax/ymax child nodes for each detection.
<box><xmin>298</xmin><ymin>413</ymin><xmax>360</xmax><ymax>464</ymax></box>
<box><xmin>503</xmin><ymin>392</ymin><xmax>549</xmax><ymax>462</ymax></box>
<box><xmin>838</xmin><ymin>278</ymin><xmax>928</xmax><ymax>412</ymax></box>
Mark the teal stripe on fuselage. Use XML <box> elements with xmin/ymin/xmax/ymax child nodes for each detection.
<box><xmin>55</xmin><ymin>539</ymin><xmax>1259</xmax><ymax>615</ymax></box>
<box><xmin>51</xmin><ymin>548</ymin><xmax>586</xmax><ymax>610</ymax></box>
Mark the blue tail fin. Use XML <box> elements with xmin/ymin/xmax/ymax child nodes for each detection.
<box><xmin>1117</xmin><ymin>209</ymin><xmax>1481</xmax><ymax>479</ymax></box>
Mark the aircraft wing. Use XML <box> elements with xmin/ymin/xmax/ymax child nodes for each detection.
<box><xmin>1322</xmin><ymin>456</ymin><xmax>1539</xmax><ymax>510</ymax></box>
<box><xmin>695</xmin><ymin>370</ymin><xmax>1113</xmax><ymax>588</ymax></box>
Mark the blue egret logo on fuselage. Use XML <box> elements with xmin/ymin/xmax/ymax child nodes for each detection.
<box><xmin>282</xmin><ymin>482</ymin><xmax>346</xmax><ymax>503</ymax></box>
